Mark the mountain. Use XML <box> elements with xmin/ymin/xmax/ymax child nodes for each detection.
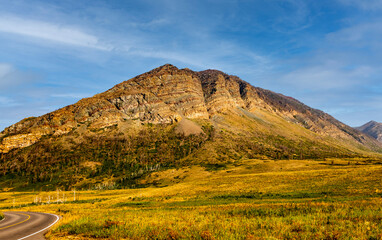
<box><xmin>356</xmin><ymin>121</ymin><xmax>382</xmax><ymax>142</ymax></box>
<box><xmin>0</xmin><ymin>64</ymin><xmax>381</xmax><ymax>190</ymax></box>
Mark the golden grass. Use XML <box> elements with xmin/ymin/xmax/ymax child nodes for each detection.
<box><xmin>1</xmin><ymin>159</ymin><xmax>382</xmax><ymax>239</ymax></box>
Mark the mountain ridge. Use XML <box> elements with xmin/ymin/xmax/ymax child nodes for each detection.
<box><xmin>1</xmin><ymin>64</ymin><xmax>380</xmax><ymax>153</ymax></box>
<box><xmin>0</xmin><ymin>64</ymin><xmax>381</xmax><ymax>189</ymax></box>
<box><xmin>356</xmin><ymin>121</ymin><xmax>382</xmax><ymax>143</ymax></box>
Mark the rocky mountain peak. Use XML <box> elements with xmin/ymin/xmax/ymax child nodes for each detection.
<box><xmin>356</xmin><ymin>121</ymin><xmax>382</xmax><ymax>142</ymax></box>
<box><xmin>198</xmin><ymin>69</ymin><xmax>228</xmax><ymax>80</ymax></box>
<box><xmin>145</xmin><ymin>63</ymin><xmax>180</xmax><ymax>75</ymax></box>
<box><xmin>367</xmin><ymin>120</ymin><xmax>378</xmax><ymax>125</ymax></box>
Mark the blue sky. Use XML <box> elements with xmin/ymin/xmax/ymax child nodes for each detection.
<box><xmin>0</xmin><ymin>0</ymin><xmax>381</xmax><ymax>131</ymax></box>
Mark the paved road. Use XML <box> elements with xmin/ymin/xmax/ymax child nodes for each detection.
<box><xmin>0</xmin><ymin>211</ymin><xmax>59</xmax><ymax>240</ymax></box>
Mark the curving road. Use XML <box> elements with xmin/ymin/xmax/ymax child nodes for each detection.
<box><xmin>0</xmin><ymin>211</ymin><xmax>59</xmax><ymax>240</ymax></box>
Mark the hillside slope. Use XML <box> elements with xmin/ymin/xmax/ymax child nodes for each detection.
<box><xmin>0</xmin><ymin>64</ymin><xmax>381</xmax><ymax>189</ymax></box>
<box><xmin>356</xmin><ymin>121</ymin><xmax>382</xmax><ymax>143</ymax></box>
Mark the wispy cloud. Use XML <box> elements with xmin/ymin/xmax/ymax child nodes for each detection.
<box><xmin>270</xmin><ymin>0</ymin><xmax>312</xmax><ymax>33</ymax></box>
<box><xmin>127</xmin><ymin>35</ymin><xmax>272</xmax><ymax>78</ymax></box>
<box><xmin>326</xmin><ymin>21</ymin><xmax>382</xmax><ymax>52</ymax></box>
<box><xmin>279</xmin><ymin>63</ymin><xmax>374</xmax><ymax>90</ymax></box>
<box><xmin>337</xmin><ymin>0</ymin><xmax>382</xmax><ymax>10</ymax></box>
<box><xmin>128</xmin><ymin>18</ymin><xmax>170</xmax><ymax>29</ymax></box>
<box><xmin>0</xmin><ymin>96</ymin><xmax>18</xmax><ymax>106</ymax></box>
<box><xmin>0</xmin><ymin>63</ymin><xmax>13</xmax><ymax>79</ymax></box>
<box><xmin>51</xmin><ymin>93</ymin><xmax>91</xmax><ymax>99</ymax></box>
<box><xmin>0</xmin><ymin>16</ymin><xmax>112</xmax><ymax>50</ymax></box>
<box><xmin>0</xmin><ymin>63</ymin><xmax>36</xmax><ymax>88</ymax></box>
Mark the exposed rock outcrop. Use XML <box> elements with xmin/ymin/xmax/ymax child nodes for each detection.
<box><xmin>0</xmin><ymin>133</ymin><xmax>43</xmax><ymax>153</ymax></box>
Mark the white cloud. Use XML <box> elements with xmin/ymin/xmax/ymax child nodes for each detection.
<box><xmin>129</xmin><ymin>49</ymin><xmax>206</xmax><ymax>69</ymax></box>
<box><xmin>279</xmin><ymin>63</ymin><xmax>374</xmax><ymax>90</ymax></box>
<box><xmin>127</xmin><ymin>40</ymin><xmax>272</xmax><ymax>77</ymax></box>
<box><xmin>271</xmin><ymin>0</ymin><xmax>312</xmax><ymax>33</ymax></box>
<box><xmin>51</xmin><ymin>93</ymin><xmax>91</xmax><ymax>99</ymax></box>
<box><xmin>0</xmin><ymin>64</ymin><xmax>13</xmax><ymax>79</ymax></box>
<box><xmin>326</xmin><ymin>21</ymin><xmax>382</xmax><ymax>48</ymax></box>
<box><xmin>0</xmin><ymin>16</ymin><xmax>112</xmax><ymax>50</ymax></box>
<box><xmin>0</xmin><ymin>96</ymin><xmax>18</xmax><ymax>106</ymax></box>
<box><xmin>0</xmin><ymin>63</ymin><xmax>36</xmax><ymax>88</ymax></box>
<box><xmin>337</xmin><ymin>0</ymin><xmax>382</xmax><ymax>10</ymax></box>
<box><xmin>128</xmin><ymin>18</ymin><xmax>170</xmax><ymax>29</ymax></box>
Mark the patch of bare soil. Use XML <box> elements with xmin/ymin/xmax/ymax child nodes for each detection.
<box><xmin>175</xmin><ymin>118</ymin><xmax>204</xmax><ymax>136</ymax></box>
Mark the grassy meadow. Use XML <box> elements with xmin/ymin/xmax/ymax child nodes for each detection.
<box><xmin>1</xmin><ymin>158</ymin><xmax>382</xmax><ymax>239</ymax></box>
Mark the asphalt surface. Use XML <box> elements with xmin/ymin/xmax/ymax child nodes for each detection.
<box><xmin>0</xmin><ymin>211</ymin><xmax>59</xmax><ymax>240</ymax></box>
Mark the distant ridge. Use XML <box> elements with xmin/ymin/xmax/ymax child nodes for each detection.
<box><xmin>356</xmin><ymin>121</ymin><xmax>382</xmax><ymax>143</ymax></box>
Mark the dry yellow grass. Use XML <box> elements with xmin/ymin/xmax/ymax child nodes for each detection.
<box><xmin>1</xmin><ymin>159</ymin><xmax>382</xmax><ymax>239</ymax></box>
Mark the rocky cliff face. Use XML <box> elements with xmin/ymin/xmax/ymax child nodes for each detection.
<box><xmin>356</xmin><ymin>121</ymin><xmax>382</xmax><ymax>143</ymax></box>
<box><xmin>0</xmin><ymin>64</ymin><xmax>380</xmax><ymax>153</ymax></box>
<box><xmin>0</xmin><ymin>133</ymin><xmax>43</xmax><ymax>153</ymax></box>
